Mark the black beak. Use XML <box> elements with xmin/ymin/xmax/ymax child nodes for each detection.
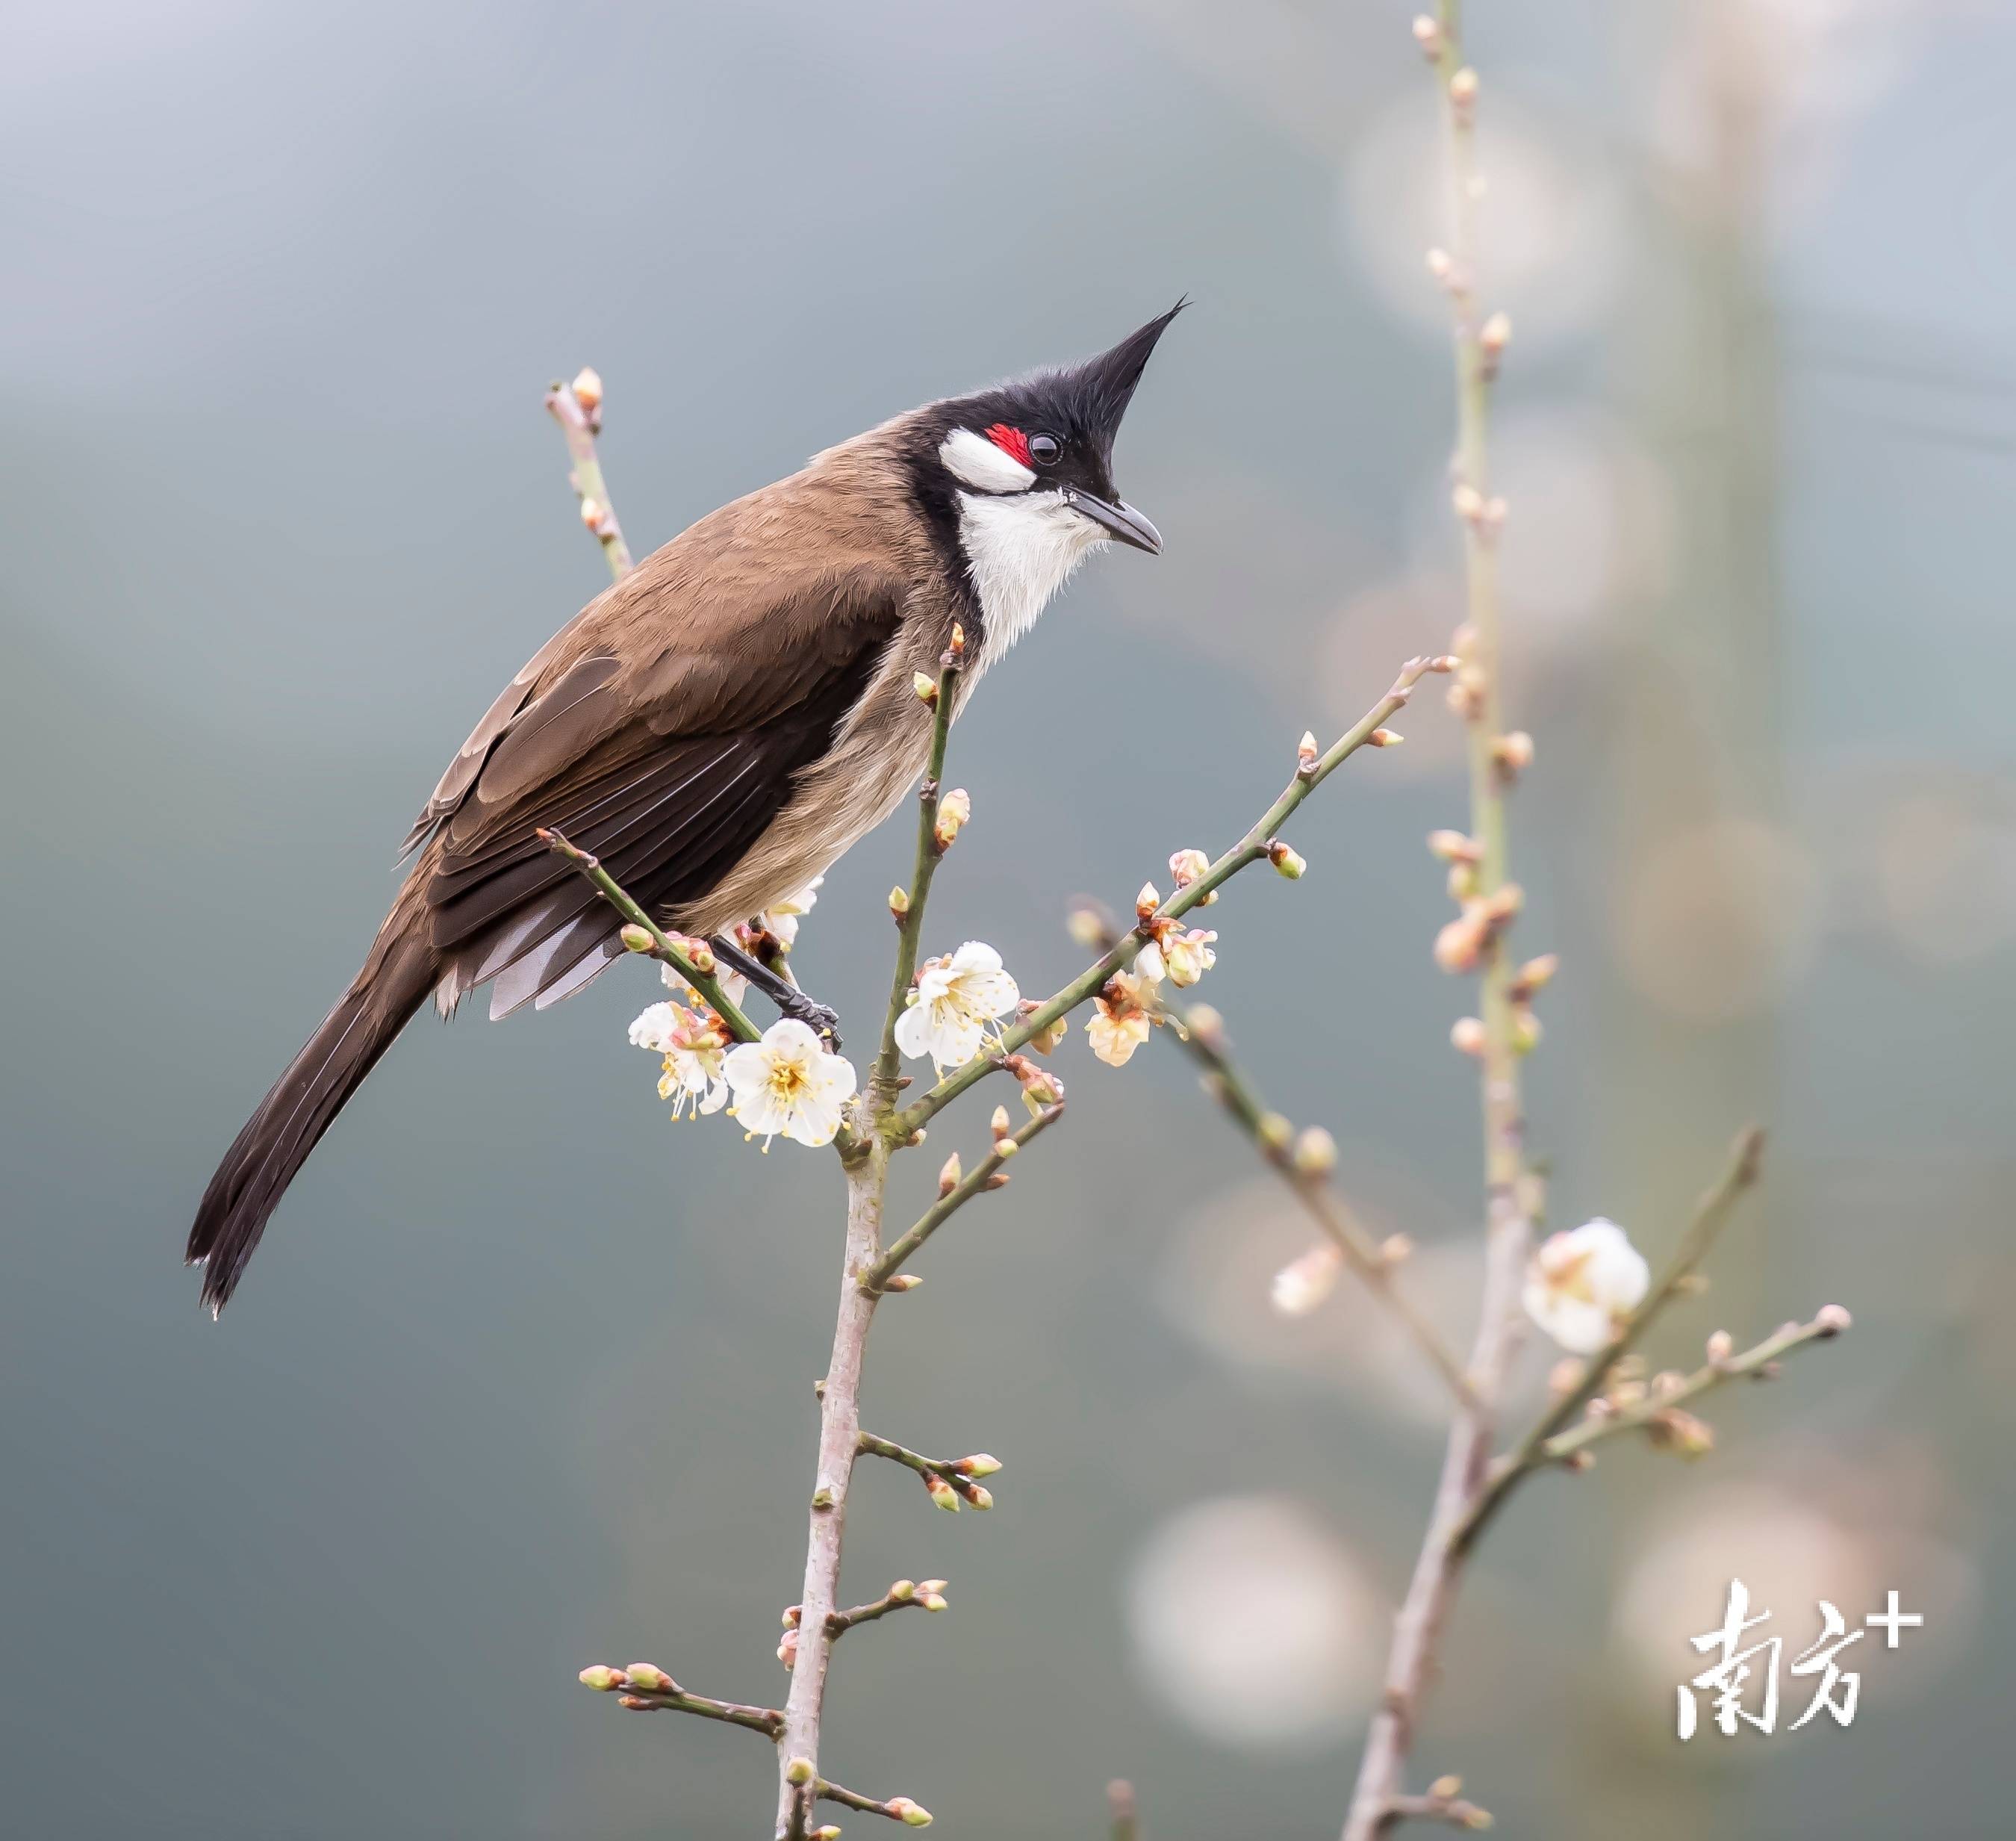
<box><xmin>1062</xmin><ymin>486</ymin><xmax>1163</xmax><ymax>555</ymax></box>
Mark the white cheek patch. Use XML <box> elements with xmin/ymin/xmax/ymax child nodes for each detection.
<box><xmin>939</xmin><ymin>426</ymin><xmax>1036</xmax><ymax>494</ymax></box>
<box><xmin>956</xmin><ymin>489</ymin><xmax>1106</xmax><ymax>671</ymax></box>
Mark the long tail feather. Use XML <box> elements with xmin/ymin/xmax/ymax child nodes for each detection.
<box><xmin>186</xmin><ymin>933</ymin><xmax>436</xmax><ymax>1314</ymax></box>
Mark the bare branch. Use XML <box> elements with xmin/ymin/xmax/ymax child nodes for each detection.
<box><xmin>545</xmin><ymin>368</ymin><xmax>635</xmax><ymax>578</ymax></box>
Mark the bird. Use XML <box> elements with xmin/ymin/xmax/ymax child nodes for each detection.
<box><xmin>186</xmin><ymin>302</ymin><xmax>1183</xmax><ymax>1313</ymax></box>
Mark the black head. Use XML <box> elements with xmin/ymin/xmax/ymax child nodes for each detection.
<box><xmin>909</xmin><ymin>301</ymin><xmax>1186</xmax><ymax>555</ymax></box>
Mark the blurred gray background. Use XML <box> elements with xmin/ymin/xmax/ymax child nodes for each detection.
<box><xmin>4</xmin><ymin>1</ymin><xmax>2012</xmax><ymax>1835</ymax></box>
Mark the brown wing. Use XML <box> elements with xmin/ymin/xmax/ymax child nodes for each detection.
<box><xmin>408</xmin><ymin>529</ymin><xmax>906</xmax><ymax>1019</ymax></box>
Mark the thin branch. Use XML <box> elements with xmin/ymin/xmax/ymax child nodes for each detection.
<box><xmin>863</xmin><ymin>1102</ymin><xmax>1063</xmax><ymax>1289</ymax></box>
<box><xmin>538</xmin><ymin>828</ymin><xmax>761</xmax><ymax>1042</ymax></box>
<box><xmin>824</xmin><ymin>1577</ymin><xmax>950</xmax><ymax>1637</ymax></box>
<box><xmin>1384</xmin><ymin>1783</ymin><xmax>1493</xmax><ymax>1832</ymax></box>
<box><xmin>579</xmin><ymin>1665</ymin><xmax>783</xmax><ymax>1738</ymax></box>
<box><xmin>856</xmin><ymin>1431</ymin><xmax>1000</xmax><ymax>1509</ymax></box>
<box><xmin>1342</xmin><ymin>16</ymin><xmax>1531</xmax><ymax>1837</ymax></box>
<box><xmin>545</xmin><ymin>369</ymin><xmax>635</xmax><ymax>579</ymax></box>
<box><xmin>874</xmin><ymin>633</ymin><xmax>965</xmax><ymax>1114</ymax></box>
<box><xmin>775</xmin><ymin>1146</ymin><xmax>887</xmax><ymax>1837</ymax></box>
<box><xmin>815</xmin><ymin>1778</ymin><xmax>935</xmax><ymax>1827</ymax></box>
<box><xmin>892</xmin><ymin>655</ymin><xmax>1451</xmax><ymax>1138</ymax></box>
<box><xmin>1537</xmin><ymin>1307</ymin><xmax>1849</xmax><ymax>1468</ymax></box>
<box><xmin>1107</xmin><ymin>954</ymin><xmax>1477</xmax><ymax>1411</ymax></box>
<box><xmin>1450</xmin><ymin>1127</ymin><xmax>1764</xmax><ymax>1556</ymax></box>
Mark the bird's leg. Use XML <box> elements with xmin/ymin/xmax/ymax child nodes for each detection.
<box><xmin>711</xmin><ymin>936</ymin><xmax>842</xmax><ymax>1049</ymax></box>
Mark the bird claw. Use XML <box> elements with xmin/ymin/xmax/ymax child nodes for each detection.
<box><xmin>777</xmin><ymin>993</ymin><xmax>843</xmax><ymax>1052</ymax></box>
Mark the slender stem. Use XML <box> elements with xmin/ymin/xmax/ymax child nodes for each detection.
<box><xmin>863</xmin><ymin>1103</ymin><xmax>1063</xmax><ymax>1289</ymax></box>
<box><xmin>774</xmin><ymin>1143</ymin><xmax>887</xmax><ymax>1840</ymax></box>
<box><xmin>1537</xmin><ymin>1308</ymin><xmax>1847</xmax><ymax>1463</ymax></box>
<box><xmin>545</xmin><ymin>372</ymin><xmax>635</xmax><ymax>579</ymax></box>
<box><xmin>814</xmin><ymin>1778</ymin><xmax>927</xmax><ymax>1824</ymax></box>
<box><xmin>538</xmin><ymin>828</ymin><xmax>762</xmax><ymax>1042</ymax></box>
<box><xmin>1384</xmin><ymin>1789</ymin><xmax>1493</xmax><ymax>1831</ymax></box>
<box><xmin>1450</xmin><ymin>1127</ymin><xmax>1764</xmax><ymax>1556</ymax></box>
<box><xmin>609</xmin><ymin>1684</ymin><xmax>784</xmax><ymax>1737</ymax></box>
<box><xmin>874</xmin><ymin>643</ymin><xmax>963</xmax><ymax>1113</ymax></box>
<box><xmin>893</xmin><ymin>656</ymin><xmax>1447</xmax><ymax>1138</ymax></box>
<box><xmin>1342</xmin><ymin>16</ymin><xmax>1531</xmax><ymax>1836</ymax></box>
<box><xmin>826</xmin><ymin>1580</ymin><xmax>942</xmax><ymax>1637</ymax></box>
<box><xmin>1150</xmin><ymin>988</ymin><xmax>1478</xmax><ymax>1411</ymax></box>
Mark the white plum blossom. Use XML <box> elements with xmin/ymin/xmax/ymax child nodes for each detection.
<box><xmin>629</xmin><ymin>1000</ymin><xmax>730</xmax><ymax>1120</ymax></box>
<box><xmin>894</xmin><ymin>941</ymin><xmax>1020</xmax><ymax>1072</ymax></box>
<box><xmin>762</xmin><ymin>878</ymin><xmax>821</xmax><ymax>947</ymax></box>
<box><xmin>1523</xmin><ymin>1217</ymin><xmax>1650</xmax><ymax>1353</ymax></box>
<box><xmin>723</xmin><ymin>1019</ymin><xmax>858</xmax><ymax>1149</ymax></box>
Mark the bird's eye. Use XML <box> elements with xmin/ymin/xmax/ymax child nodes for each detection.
<box><xmin>1029</xmin><ymin>432</ymin><xmax>1063</xmax><ymax>466</ymax></box>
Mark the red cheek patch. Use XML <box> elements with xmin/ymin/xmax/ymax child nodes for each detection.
<box><xmin>984</xmin><ymin>423</ymin><xmax>1033</xmax><ymax>469</ymax></box>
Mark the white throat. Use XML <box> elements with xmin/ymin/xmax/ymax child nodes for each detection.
<box><xmin>954</xmin><ymin>489</ymin><xmax>1105</xmax><ymax>673</ymax></box>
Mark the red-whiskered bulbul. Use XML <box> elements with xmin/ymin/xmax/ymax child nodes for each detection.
<box><xmin>187</xmin><ymin>304</ymin><xmax>1182</xmax><ymax>1312</ymax></box>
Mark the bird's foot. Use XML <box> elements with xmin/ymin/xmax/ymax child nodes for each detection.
<box><xmin>709</xmin><ymin>935</ymin><xmax>844</xmax><ymax>1052</ymax></box>
<box><xmin>774</xmin><ymin>988</ymin><xmax>843</xmax><ymax>1052</ymax></box>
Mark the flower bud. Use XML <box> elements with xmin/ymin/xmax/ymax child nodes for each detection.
<box><xmin>1511</xmin><ymin>952</ymin><xmax>1558</xmax><ymax>998</ymax></box>
<box><xmin>990</xmin><ymin>1105</ymin><xmax>1012</xmax><ymax>1140</ymax></box>
<box><xmin>812</xmin><ymin>1828</ymin><xmax>843</xmax><ymax>1841</ymax></box>
<box><xmin>881</xmin><ymin>1273</ymin><xmax>923</xmax><ymax>1293</ymax></box>
<box><xmin>1066</xmin><ymin>907</ymin><xmax>1107</xmax><ymax>948</ymax></box>
<box><xmin>1449</xmin><ymin>65</ymin><xmax>1478</xmax><ymax>109</ymax></box>
<box><xmin>783</xmin><ymin>1604</ymin><xmax>802</xmax><ymax>1627</ymax></box>
<box><xmin>938</xmin><ymin>1152</ymin><xmax>962</xmax><ymax>1198</ymax></box>
<box><xmin>570</xmin><ymin>366</ymin><xmax>603</xmax><ymax>412</ymax></box>
<box><xmin>918</xmin><ymin>1578</ymin><xmax>948</xmax><ymax>1595</ymax></box>
<box><xmin>889</xmin><ymin>885</ymin><xmax>910</xmax><ymax>922</ymax></box>
<box><xmin>924</xmin><ymin>1473</ymin><xmax>960</xmax><ymax>1512</ymax></box>
<box><xmin>1411</xmin><ymin>14</ymin><xmax>1442</xmax><ymax>57</ymax></box>
<box><xmin>1511</xmin><ymin>1007</ymin><xmax>1543</xmax><ymax>1055</ymax></box>
<box><xmin>1292</xmin><ymin>1126</ymin><xmax>1338</xmax><ymax>1175</ymax></box>
<box><xmin>1815</xmin><ymin>1303</ymin><xmax>1852</xmax><ymax>1336</ymax></box>
<box><xmin>620</xmin><ymin>923</ymin><xmax>655</xmax><ymax>953</ymax></box>
<box><xmin>1428</xmin><ymin>829</ymin><xmax>1480</xmax><ymax>863</ymax></box>
<box><xmin>1450</xmin><ymin>1016</ymin><xmax>1487</xmax><ymax>1056</ymax></box>
<box><xmin>933</xmin><ymin>787</ymin><xmax>971</xmax><ymax>848</ymax></box>
<box><xmin>1446</xmin><ymin>863</ymin><xmax>1478</xmax><ymax>903</ymax></box>
<box><xmin>921</xmin><ymin>1591</ymin><xmax>949</xmax><ymax>1612</ymax></box>
<box><xmin>912</xmin><ymin>671</ymin><xmax>939</xmax><ymax>707</ymax></box>
<box><xmin>1481</xmin><ymin>311</ymin><xmax>1511</xmax><ymax>358</ymax></box>
<box><xmin>995</xmin><ymin>1136</ymin><xmax>1019</xmax><ymax>1159</ymax></box>
<box><xmin>1647</xmin><ymin>1409</ymin><xmax>1715</xmax><ymax>1459</ymax></box>
<box><xmin>579</xmin><ymin>497</ymin><xmax>606</xmax><ymax>533</ymax></box>
<box><xmin>1296</xmin><ymin>731</ymin><xmax>1319</xmax><ymax>773</ymax></box>
<box><xmin>1434</xmin><ymin>914</ymin><xmax>1486</xmax><ymax>973</ymax></box>
<box><xmin>888</xmin><ymin>1798</ymin><xmax>934</xmax><ymax>1828</ymax></box>
<box><xmin>957</xmin><ymin>1453</ymin><xmax>1003</xmax><ymax>1477</ymax></box>
<box><xmin>1184</xmin><ymin>1002</ymin><xmax>1224</xmax><ymax>1047</ymax></box>
<box><xmin>1257</xmin><ymin>1111</ymin><xmax>1293</xmax><ymax>1151</ymax></box>
<box><xmin>1426</xmin><ymin>246</ymin><xmax>1455</xmax><ymax>284</ymax></box>
<box><xmin>1706</xmin><ymin>1330</ymin><xmax>1734</xmax><ymax>1364</ymax></box>
<box><xmin>1494</xmin><ymin>730</ymin><xmax>1534</xmax><ymax>774</ymax></box>
<box><xmin>1481</xmin><ymin>881</ymin><xmax>1524</xmax><ymax>924</ymax></box>
<box><xmin>785</xmin><ymin>1757</ymin><xmax>816</xmax><ymax>1787</ymax></box>
<box><xmin>579</xmin><ymin>1665</ymin><xmax>621</xmax><ymax>1692</ymax></box>
<box><xmin>1018</xmin><ymin>1001</ymin><xmax>1068</xmax><ymax>1054</ymax></box>
<box><xmin>1169</xmin><ymin>846</ymin><xmax>1212</xmax><ymax>889</ymax></box>
<box><xmin>1135</xmin><ymin>881</ymin><xmax>1160</xmax><ymax>921</ymax></box>
<box><xmin>1452</xmin><ymin>481</ymin><xmax>1484</xmax><ymax>522</ymax></box>
<box><xmin>624</xmin><ymin>1663</ymin><xmax>673</xmax><ymax>1693</ymax></box>
<box><xmin>1268</xmin><ymin>839</ymin><xmax>1307</xmax><ymax>879</ymax></box>
<box><xmin>948</xmin><ymin>622</ymin><xmax>967</xmax><ymax>659</ymax></box>
<box><xmin>1369</xmin><ymin>727</ymin><xmax>1404</xmax><ymax>748</ymax></box>
<box><xmin>685</xmin><ymin>938</ymin><xmax>717</xmax><ymax>975</ymax></box>
<box><xmin>960</xmin><ymin>1483</ymin><xmax>995</xmax><ymax>1510</ymax></box>
<box><xmin>1381</xmin><ymin>1232</ymin><xmax>1414</xmax><ymax>1267</ymax></box>
<box><xmin>1430</xmin><ymin>1776</ymin><xmax>1463</xmax><ymax>1801</ymax></box>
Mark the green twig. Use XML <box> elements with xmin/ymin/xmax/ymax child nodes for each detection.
<box><xmin>874</xmin><ymin>635</ymin><xmax>965</xmax><ymax>1117</ymax></box>
<box><xmin>545</xmin><ymin>370</ymin><xmax>635</xmax><ymax>580</ymax></box>
<box><xmin>538</xmin><ymin>828</ymin><xmax>760</xmax><ymax>1042</ymax></box>
<box><xmin>862</xmin><ymin>1103</ymin><xmax>1063</xmax><ymax>1290</ymax></box>
<box><xmin>892</xmin><ymin>656</ymin><xmax>1449</xmax><ymax>1139</ymax></box>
